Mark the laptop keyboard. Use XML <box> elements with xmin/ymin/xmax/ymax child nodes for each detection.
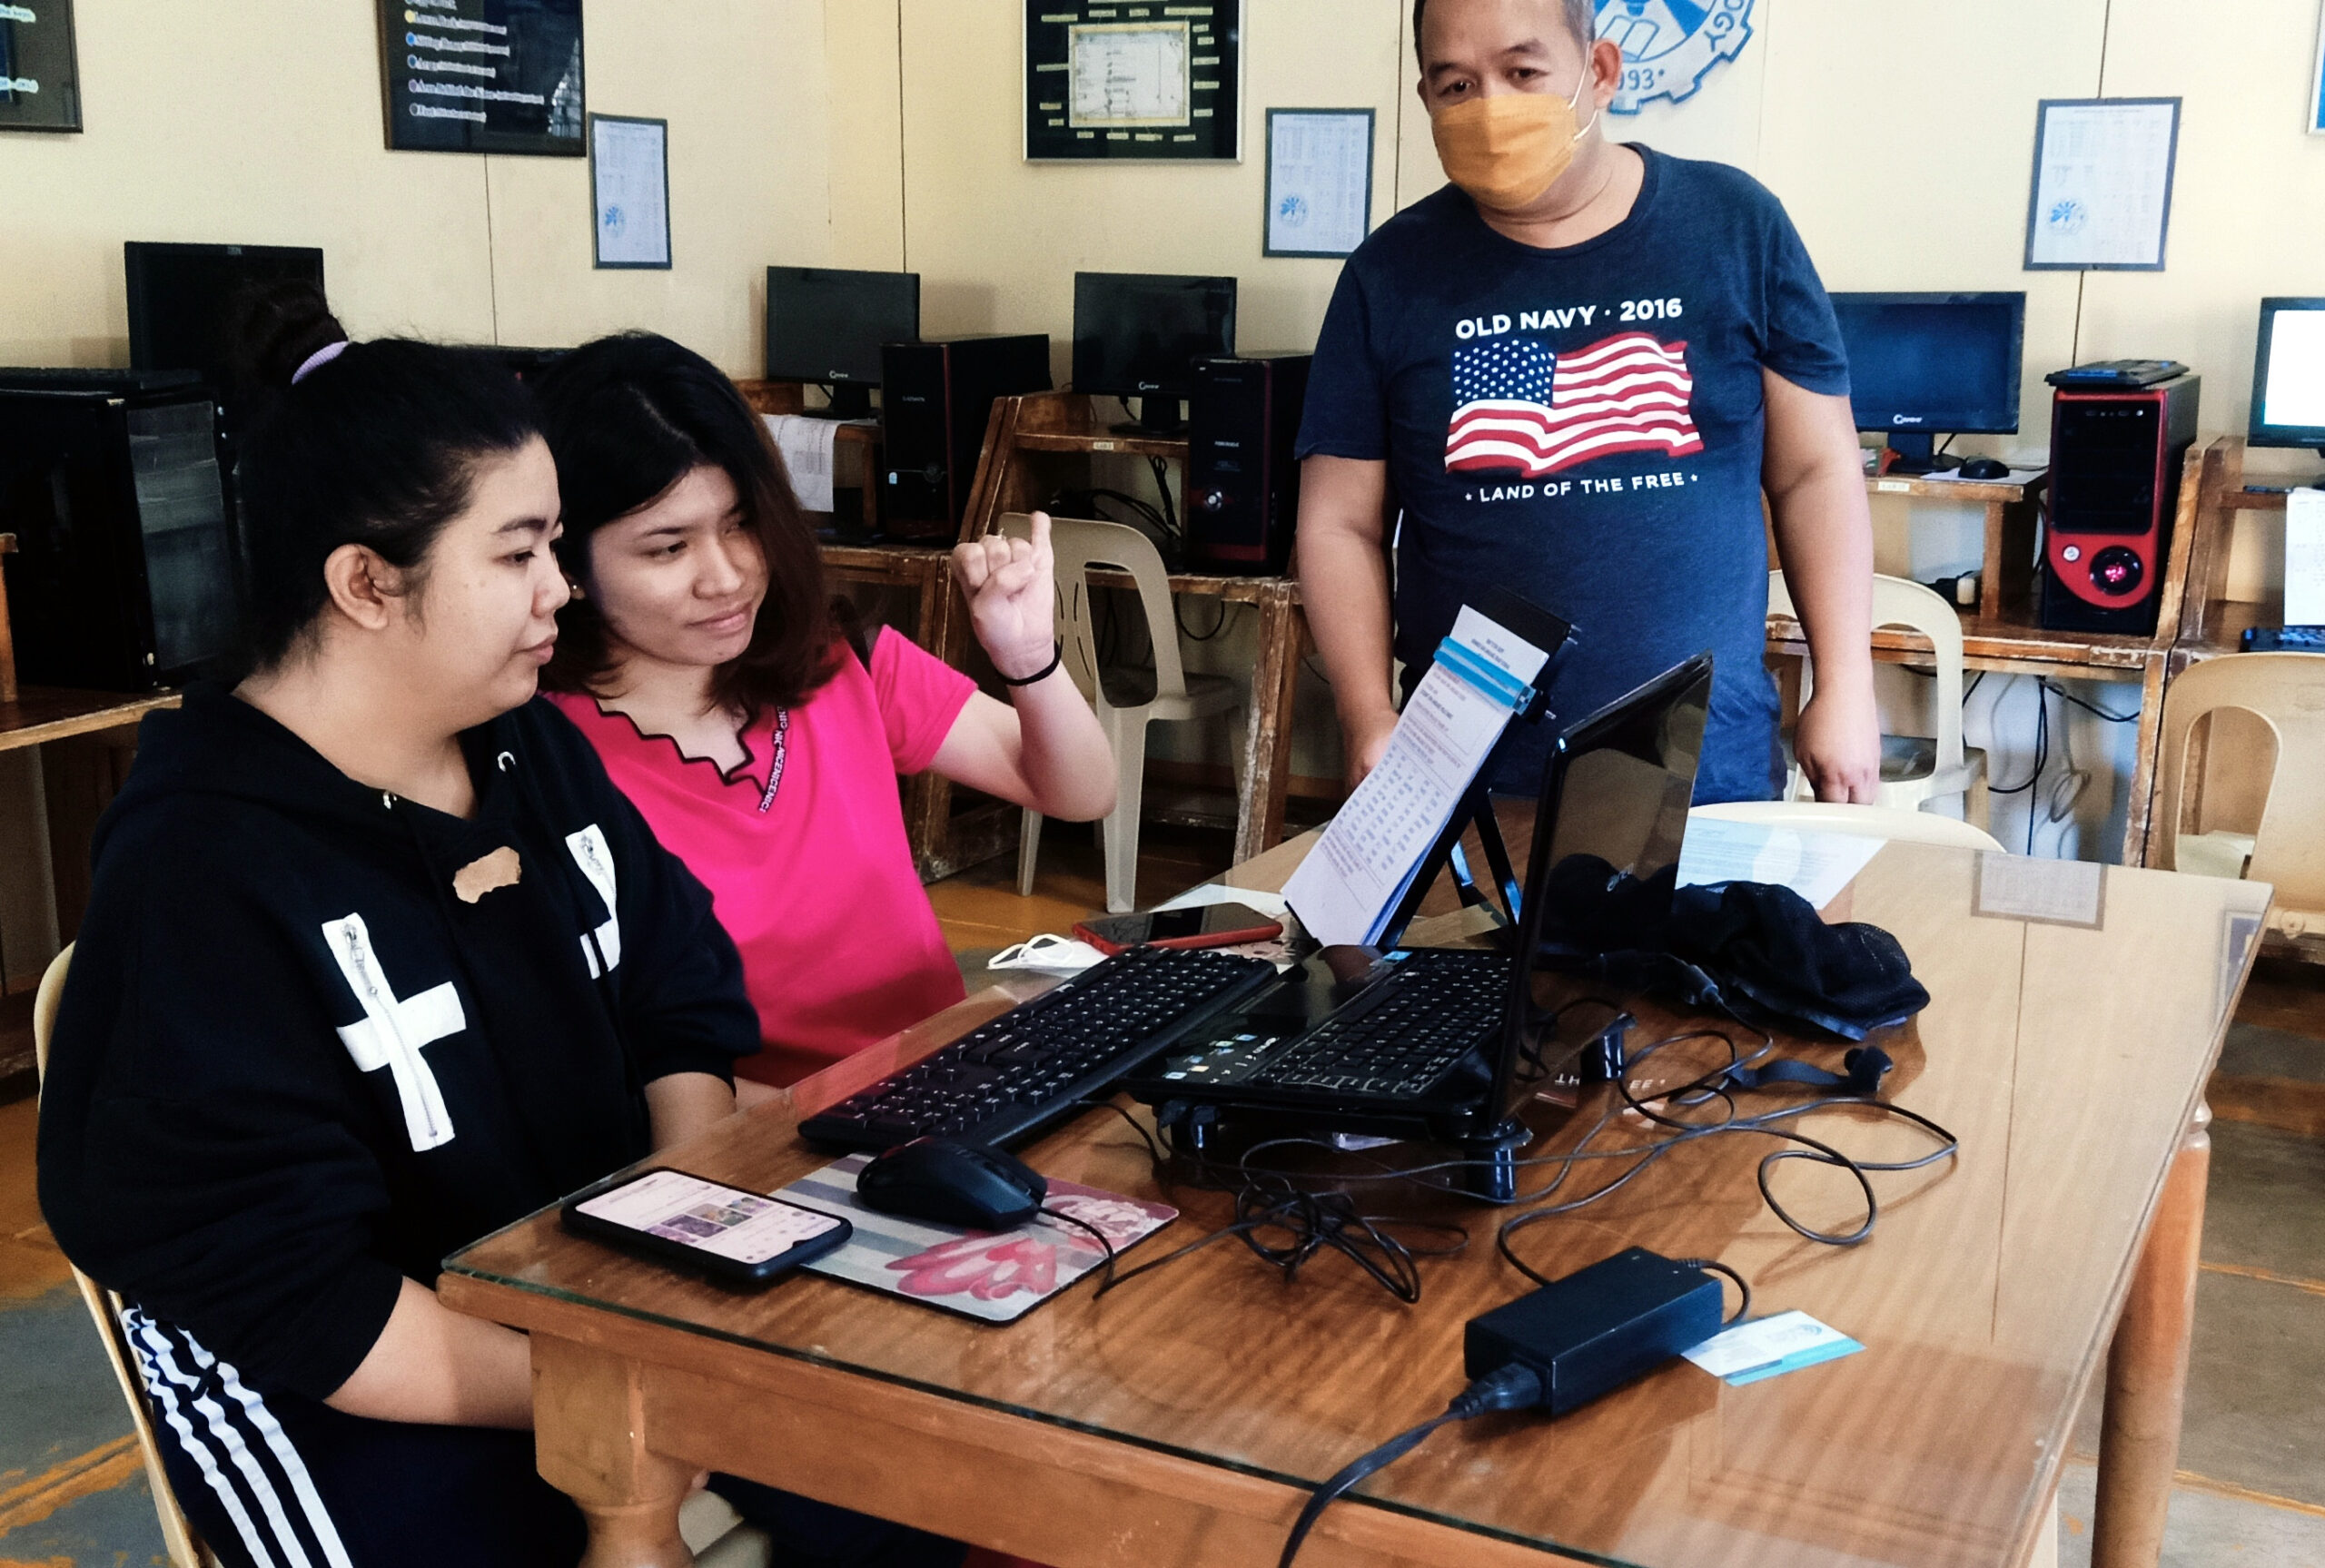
<box><xmin>1253</xmin><ymin>950</ymin><xmax>1513</xmax><ymax>1098</ymax></box>
<box><xmin>797</xmin><ymin>945</ymin><xmax>1279</xmax><ymax>1151</ymax></box>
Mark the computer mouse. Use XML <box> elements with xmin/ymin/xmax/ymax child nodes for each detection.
<box><xmin>856</xmin><ymin>1138</ymin><xmax>1048</xmax><ymax>1230</ymax></box>
<box><xmin>1957</xmin><ymin>457</ymin><xmax>2012</xmax><ymax>479</ymax></box>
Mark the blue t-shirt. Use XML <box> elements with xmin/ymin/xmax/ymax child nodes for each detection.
<box><xmin>1297</xmin><ymin>147</ymin><xmax>1849</xmax><ymax>802</ymax></box>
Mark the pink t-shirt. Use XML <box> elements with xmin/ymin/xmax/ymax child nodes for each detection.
<box><xmin>549</xmin><ymin>631</ymin><xmax>976</xmax><ymax>1087</ymax></box>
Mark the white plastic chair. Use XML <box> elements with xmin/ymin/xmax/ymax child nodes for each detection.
<box><xmin>1006</xmin><ymin>513</ymin><xmax>1239</xmax><ymax>912</ymax></box>
<box><xmin>1771</xmin><ymin>572</ymin><xmax>1990</xmax><ymax>826</ymax></box>
<box><xmin>2152</xmin><ymin>651</ymin><xmax>2325</xmax><ymax>949</ymax></box>
<box><xmin>1692</xmin><ymin>799</ymin><xmax>2006</xmax><ymax>853</ymax></box>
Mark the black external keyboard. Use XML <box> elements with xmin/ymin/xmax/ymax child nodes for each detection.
<box><xmin>2044</xmin><ymin>360</ymin><xmax>2188</xmax><ymax>389</ymax></box>
<box><xmin>798</xmin><ymin>945</ymin><xmax>1279</xmax><ymax>1150</ymax></box>
<box><xmin>1254</xmin><ymin>950</ymin><xmax>1513</xmax><ymax>1099</ymax></box>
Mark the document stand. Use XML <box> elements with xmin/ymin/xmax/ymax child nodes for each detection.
<box><xmin>1364</xmin><ymin>672</ymin><xmax>1565</xmax><ymax>1205</ymax></box>
<box><xmin>1370</xmin><ymin>693</ymin><xmax>1551</xmax><ymax>953</ymax></box>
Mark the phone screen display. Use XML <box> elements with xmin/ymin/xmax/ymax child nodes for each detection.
<box><xmin>574</xmin><ymin>1170</ymin><xmax>843</xmax><ymax>1267</ymax></box>
<box><xmin>1146</xmin><ymin>907</ymin><xmax>1211</xmax><ymax>940</ymax></box>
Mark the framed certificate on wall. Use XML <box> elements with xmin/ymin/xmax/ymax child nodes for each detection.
<box><xmin>1263</xmin><ymin>108</ymin><xmax>1374</xmax><ymax>258</ymax></box>
<box><xmin>590</xmin><ymin>113</ymin><xmax>671</xmax><ymax>270</ymax></box>
<box><xmin>0</xmin><ymin>0</ymin><xmax>82</xmax><ymax>133</ymax></box>
<box><xmin>2023</xmin><ymin>98</ymin><xmax>2181</xmax><ymax>271</ymax></box>
<box><xmin>1024</xmin><ymin>0</ymin><xmax>1242</xmax><ymax>162</ymax></box>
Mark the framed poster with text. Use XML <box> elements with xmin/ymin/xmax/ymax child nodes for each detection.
<box><xmin>2023</xmin><ymin>98</ymin><xmax>2180</xmax><ymax>271</ymax></box>
<box><xmin>1262</xmin><ymin>109</ymin><xmax>1373</xmax><ymax>258</ymax></box>
<box><xmin>0</xmin><ymin>0</ymin><xmax>81</xmax><ymax>133</ymax></box>
<box><xmin>380</xmin><ymin>0</ymin><xmax>584</xmax><ymax>156</ymax></box>
<box><xmin>590</xmin><ymin>113</ymin><xmax>671</xmax><ymax>270</ymax></box>
<box><xmin>1024</xmin><ymin>0</ymin><xmax>1241</xmax><ymax>162</ymax></box>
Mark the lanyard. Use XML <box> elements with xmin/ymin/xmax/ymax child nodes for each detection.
<box><xmin>755</xmin><ymin>707</ymin><xmax>791</xmax><ymax>814</ymax></box>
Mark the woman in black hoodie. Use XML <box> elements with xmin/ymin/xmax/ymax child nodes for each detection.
<box><xmin>35</xmin><ymin>290</ymin><xmax>762</xmax><ymax>1567</ymax></box>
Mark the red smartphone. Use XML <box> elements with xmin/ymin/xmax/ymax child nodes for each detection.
<box><xmin>1073</xmin><ymin>902</ymin><xmax>1284</xmax><ymax>956</ymax></box>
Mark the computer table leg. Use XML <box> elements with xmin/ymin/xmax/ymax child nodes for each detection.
<box><xmin>1233</xmin><ymin>586</ymin><xmax>1303</xmax><ymax>865</ymax></box>
<box><xmin>2091</xmin><ymin>1103</ymin><xmax>2210</xmax><ymax>1568</ymax></box>
<box><xmin>532</xmin><ymin>1333</ymin><xmax>696</xmax><ymax>1568</ymax></box>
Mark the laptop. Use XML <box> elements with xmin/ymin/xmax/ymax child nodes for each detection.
<box><xmin>1125</xmin><ymin>654</ymin><xmax>1713</xmax><ymax>1183</ymax></box>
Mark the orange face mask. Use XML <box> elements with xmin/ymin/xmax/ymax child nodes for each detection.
<box><xmin>1430</xmin><ymin>71</ymin><xmax>1599</xmax><ymax>211</ymax></box>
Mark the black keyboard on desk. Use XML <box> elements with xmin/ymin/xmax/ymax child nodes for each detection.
<box><xmin>1254</xmin><ymin>950</ymin><xmax>1512</xmax><ymax>1099</ymax></box>
<box><xmin>798</xmin><ymin>945</ymin><xmax>1280</xmax><ymax>1150</ymax></box>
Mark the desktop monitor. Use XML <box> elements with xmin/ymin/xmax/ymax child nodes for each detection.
<box><xmin>124</xmin><ymin>242</ymin><xmax>326</xmax><ymax>424</ymax></box>
<box><xmin>1071</xmin><ymin>271</ymin><xmax>1237</xmax><ymax>435</ymax></box>
<box><xmin>765</xmin><ymin>266</ymin><xmax>921</xmax><ymax>419</ymax></box>
<box><xmin>1827</xmin><ymin>291</ymin><xmax>2025</xmax><ymax>472</ymax></box>
<box><xmin>2248</xmin><ymin>297</ymin><xmax>2325</xmax><ymax>459</ymax></box>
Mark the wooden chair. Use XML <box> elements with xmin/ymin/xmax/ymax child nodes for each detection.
<box><xmin>34</xmin><ymin>946</ymin><xmax>218</xmax><ymax>1568</ymax></box>
<box><xmin>1772</xmin><ymin>572</ymin><xmax>1991</xmax><ymax>826</ymax></box>
<box><xmin>2152</xmin><ymin>651</ymin><xmax>2325</xmax><ymax>955</ymax></box>
<box><xmin>1005</xmin><ymin>513</ymin><xmax>1239</xmax><ymax>913</ymax></box>
<box><xmin>35</xmin><ymin>945</ymin><xmax>772</xmax><ymax>1567</ymax></box>
<box><xmin>1692</xmin><ymin>799</ymin><xmax>2007</xmax><ymax>853</ymax></box>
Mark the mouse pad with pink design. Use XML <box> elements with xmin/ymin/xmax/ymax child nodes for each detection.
<box><xmin>774</xmin><ymin>1154</ymin><xmax>1178</xmax><ymax>1323</ymax></box>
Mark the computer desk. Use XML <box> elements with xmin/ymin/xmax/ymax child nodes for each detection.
<box><xmin>440</xmin><ymin>834</ymin><xmax>2267</xmax><ymax>1568</ymax></box>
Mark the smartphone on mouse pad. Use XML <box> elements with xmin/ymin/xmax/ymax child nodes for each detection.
<box><xmin>562</xmin><ymin>1168</ymin><xmax>851</xmax><ymax>1286</ymax></box>
<box><xmin>1073</xmin><ymin>902</ymin><xmax>1283</xmax><ymax>955</ymax></box>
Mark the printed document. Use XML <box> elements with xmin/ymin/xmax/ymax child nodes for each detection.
<box><xmin>1285</xmin><ymin>606</ymin><xmax>1550</xmax><ymax>946</ymax></box>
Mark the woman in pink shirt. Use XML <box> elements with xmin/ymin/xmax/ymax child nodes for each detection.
<box><xmin>534</xmin><ymin>333</ymin><xmax>1115</xmax><ymax>1094</ymax></box>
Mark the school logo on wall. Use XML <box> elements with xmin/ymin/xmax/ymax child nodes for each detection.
<box><xmin>1596</xmin><ymin>0</ymin><xmax>1755</xmax><ymax>114</ymax></box>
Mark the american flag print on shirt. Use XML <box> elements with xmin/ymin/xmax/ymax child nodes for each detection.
<box><xmin>1445</xmin><ymin>331</ymin><xmax>1703</xmax><ymax>478</ymax></box>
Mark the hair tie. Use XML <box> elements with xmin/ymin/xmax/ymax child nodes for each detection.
<box><xmin>291</xmin><ymin>340</ymin><xmax>351</xmax><ymax>385</ymax></box>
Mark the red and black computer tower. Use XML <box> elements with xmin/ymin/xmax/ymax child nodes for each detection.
<box><xmin>878</xmin><ymin>334</ymin><xmax>1050</xmax><ymax>540</ymax></box>
<box><xmin>2039</xmin><ymin>375</ymin><xmax>2201</xmax><ymax>636</ymax></box>
<box><xmin>1186</xmin><ymin>351</ymin><xmax>1311</xmax><ymax>576</ymax></box>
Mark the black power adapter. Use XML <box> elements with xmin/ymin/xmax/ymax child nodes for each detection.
<box><xmin>1276</xmin><ymin>1249</ymin><xmax>1736</xmax><ymax>1566</ymax></box>
<box><xmin>1465</xmin><ymin>1247</ymin><xmax>1726</xmax><ymax>1414</ymax></box>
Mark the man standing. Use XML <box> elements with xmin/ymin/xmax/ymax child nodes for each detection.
<box><xmin>1297</xmin><ymin>0</ymin><xmax>1881</xmax><ymax>804</ymax></box>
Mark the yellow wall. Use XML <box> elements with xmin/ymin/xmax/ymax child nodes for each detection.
<box><xmin>895</xmin><ymin>0</ymin><xmax>1411</xmax><ymax>388</ymax></box>
<box><xmin>1388</xmin><ymin>0</ymin><xmax>2325</xmax><ymax>458</ymax></box>
<box><xmin>0</xmin><ymin>0</ymin><xmax>839</xmax><ymax>372</ymax></box>
<box><xmin>17</xmin><ymin>2</ymin><xmax>2320</xmax><ymax>427</ymax></box>
<box><xmin>9</xmin><ymin>0</ymin><xmax>2325</xmax><ymax>857</ymax></box>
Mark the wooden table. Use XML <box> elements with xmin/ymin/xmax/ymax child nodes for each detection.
<box><xmin>967</xmin><ymin>390</ymin><xmax>1314</xmax><ymax>865</ymax></box>
<box><xmin>443</xmin><ymin>836</ymin><xmax>2264</xmax><ymax>1568</ymax></box>
<box><xmin>0</xmin><ymin>685</ymin><xmax>178</xmax><ymax>1075</ymax></box>
<box><xmin>733</xmin><ymin>380</ymin><xmax>885</xmax><ymax>541</ymax></box>
<box><xmin>811</xmin><ymin>540</ymin><xmax>1023</xmax><ymax>883</ymax></box>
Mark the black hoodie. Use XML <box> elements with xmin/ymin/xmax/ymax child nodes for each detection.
<box><xmin>37</xmin><ymin>685</ymin><xmax>759</xmax><ymax>1402</ymax></box>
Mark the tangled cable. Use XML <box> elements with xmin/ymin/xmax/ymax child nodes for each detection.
<box><xmin>1075</xmin><ymin>1010</ymin><xmax>1960</xmax><ymax>1305</ymax></box>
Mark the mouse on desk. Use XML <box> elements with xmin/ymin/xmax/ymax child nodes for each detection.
<box><xmin>856</xmin><ymin>1138</ymin><xmax>1049</xmax><ymax>1230</ymax></box>
<box><xmin>1956</xmin><ymin>458</ymin><xmax>2012</xmax><ymax>480</ymax></box>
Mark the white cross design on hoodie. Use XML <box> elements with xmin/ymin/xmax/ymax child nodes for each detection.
<box><xmin>322</xmin><ymin>912</ymin><xmax>465</xmax><ymax>1152</ymax></box>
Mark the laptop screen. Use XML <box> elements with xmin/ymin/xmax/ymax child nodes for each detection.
<box><xmin>1489</xmin><ymin>654</ymin><xmax>1714</xmax><ymax>1124</ymax></box>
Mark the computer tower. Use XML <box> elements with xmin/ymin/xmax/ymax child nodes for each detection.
<box><xmin>2039</xmin><ymin>375</ymin><xmax>2200</xmax><ymax>636</ymax></box>
<box><xmin>1186</xmin><ymin>352</ymin><xmax>1311</xmax><ymax>576</ymax></box>
<box><xmin>0</xmin><ymin>385</ymin><xmax>244</xmax><ymax>690</ymax></box>
<box><xmin>879</xmin><ymin>335</ymin><xmax>1051</xmax><ymax>540</ymax></box>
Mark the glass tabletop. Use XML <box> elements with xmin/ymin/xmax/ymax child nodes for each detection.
<box><xmin>447</xmin><ymin>840</ymin><xmax>2271</xmax><ymax>1568</ymax></box>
